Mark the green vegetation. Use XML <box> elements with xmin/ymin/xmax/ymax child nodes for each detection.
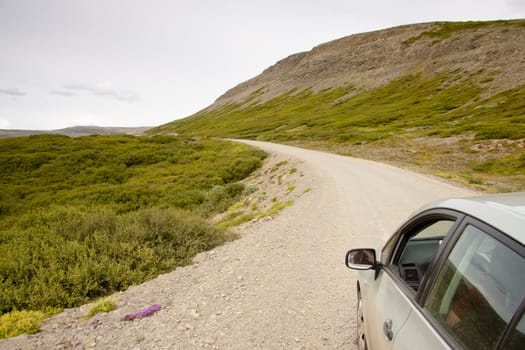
<box><xmin>86</xmin><ymin>299</ymin><xmax>117</xmax><ymax>318</ymax></box>
<box><xmin>0</xmin><ymin>309</ymin><xmax>57</xmax><ymax>338</ymax></box>
<box><xmin>0</xmin><ymin>135</ymin><xmax>265</xmax><ymax>217</ymax></box>
<box><xmin>403</xmin><ymin>20</ymin><xmax>525</xmax><ymax>45</ymax></box>
<box><xmin>0</xmin><ymin>134</ymin><xmax>266</xmax><ymax>337</ymax></box>
<box><xmin>154</xmin><ymin>71</ymin><xmax>524</xmax><ymax>143</ymax></box>
<box><xmin>217</xmin><ymin>211</ymin><xmax>255</xmax><ymax>229</ymax></box>
<box><xmin>258</xmin><ymin>201</ymin><xmax>294</xmax><ymax>218</ymax></box>
<box><xmin>473</xmin><ymin>153</ymin><xmax>525</xmax><ymax>176</ymax></box>
<box><xmin>152</xmin><ymin>69</ymin><xmax>525</xmax><ymax>191</ymax></box>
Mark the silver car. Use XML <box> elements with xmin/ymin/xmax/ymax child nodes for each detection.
<box><xmin>346</xmin><ymin>193</ymin><xmax>525</xmax><ymax>350</ymax></box>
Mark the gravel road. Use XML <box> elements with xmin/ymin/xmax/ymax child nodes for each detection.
<box><xmin>1</xmin><ymin>141</ymin><xmax>475</xmax><ymax>350</ymax></box>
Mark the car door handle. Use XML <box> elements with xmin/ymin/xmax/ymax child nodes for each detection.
<box><xmin>383</xmin><ymin>319</ymin><xmax>393</xmax><ymax>341</ymax></box>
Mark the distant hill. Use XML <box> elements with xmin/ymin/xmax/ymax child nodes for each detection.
<box><xmin>0</xmin><ymin>126</ymin><xmax>151</xmax><ymax>139</ymax></box>
<box><xmin>151</xmin><ymin>20</ymin><xmax>525</xmax><ymax>192</ymax></box>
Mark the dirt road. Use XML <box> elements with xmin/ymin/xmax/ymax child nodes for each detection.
<box><xmin>1</xmin><ymin>141</ymin><xmax>475</xmax><ymax>349</ymax></box>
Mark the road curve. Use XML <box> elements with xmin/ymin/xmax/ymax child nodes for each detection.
<box><xmin>239</xmin><ymin>139</ymin><xmax>477</xmax><ymax>246</ymax></box>
<box><xmin>231</xmin><ymin>140</ymin><xmax>476</xmax><ymax>348</ymax></box>
<box><xmin>1</xmin><ymin>141</ymin><xmax>476</xmax><ymax>350</ymax></box>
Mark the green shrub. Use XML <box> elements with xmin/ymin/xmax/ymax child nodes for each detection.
<box><xmin>472</xmin><ymin>152</ymin><xmax>525</xmax><ymax>175</ymax></box>
<box><xmin>86</xmin><ymin>299</ymin><xmax>117</xmax><ymax>318</ymax></box>
<box><xmin>200</xmin><ymin>183</ymin><xmax>246</xmax><ymax>215</ymax></box>
<box><xmin>0</xmin><ymin>206</ymin><xmax>235</xmax><ymax>314</ymax></box>
<box><xmin>219</xmin><ymin>157</ymin><xmax>263</xmax><ymax>183</ymax></box>
<box><xmin>0</xmin><ymin>309</ymin><xmax>58</xmax><ymax>339</ymax></box>
<box><xmin>0</xmin><ymin>135</ymin><xmax>265</xmax><ymax>319</ymax></box>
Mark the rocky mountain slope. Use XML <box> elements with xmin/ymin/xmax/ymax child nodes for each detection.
<box><xmin>212</xmin><ymin>21</ymin><xmax>525</xmax><ymax>108</ymax></box>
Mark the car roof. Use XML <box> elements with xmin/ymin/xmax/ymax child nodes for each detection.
<box><xmin>420</xmin><ymin>192</ymin><xmax>525</xmax><ymax>246</ymax></box>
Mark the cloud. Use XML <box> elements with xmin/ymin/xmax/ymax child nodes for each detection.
<box><xmin>61</xmin><ymin>83</ymin><xmax>140</xmax><ymax>102</ymax></box>
<box><xmin>506</xmin><ymin>0</ymin><xmax>525</xmax><ymax>12</ymax></box>
<box><xmin>50</xmin><ymin>90</ymin><xmax>76</xmax><ymax>97</ymax></box>
<box><xmin>0</xmin><ymin>88</ymin><xmax>27</xmax><ymax>96</ymax></box>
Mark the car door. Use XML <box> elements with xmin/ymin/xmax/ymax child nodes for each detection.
<box><xmin>362</xmin><ymin>210</ymin><xmax>462</xmax><ymax>350</ymax></box>
<box><xmin>394</xmin><ymin>217</ymin><xmax>525</xmax><ymax>350</ymax></box>
<box><xmin>361</xmin><ymin>267</ymin><xmax>413</xmax><ymax>350</ymax></box>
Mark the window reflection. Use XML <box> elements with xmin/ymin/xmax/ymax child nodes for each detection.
<box><xmin>425</xmin><ymin>225</ymin><xmax>525</xmax><ymax>350</ymax></box>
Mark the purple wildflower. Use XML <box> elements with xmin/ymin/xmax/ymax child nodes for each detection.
<box><xmin>123</xmin><ymin>304</ymin><xmax>162</xmax><ymax>321</ymax></box>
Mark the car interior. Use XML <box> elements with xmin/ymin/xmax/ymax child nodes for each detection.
<box><xmin>396</xmin><ymin>220</ymin><xmax>455</xmax><ymax>291</ymax></box>
<box><xmin>399</xmin><ymin>238</ymin><xmax>442</xmax><ymax>290</ymax></box>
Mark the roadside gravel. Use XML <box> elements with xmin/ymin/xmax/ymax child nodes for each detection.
<box><xmin>1</xmin><ymin>141</ymin><xmax>475</xmax><ymax>349</ymax></box>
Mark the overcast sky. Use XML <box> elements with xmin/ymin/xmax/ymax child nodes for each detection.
<box><xmin>1</xmin><ymin>0</ymin><xmax>524</xmax><ymax>130</ymax></box>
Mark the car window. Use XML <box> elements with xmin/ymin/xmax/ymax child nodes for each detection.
<box><xmin>424</xmin><ymin>224</ymin><xmax>525</xmax><ymax>350</ymax></box>
<box><xmin>395</xmin><ymin>219</ymin><xmax>455</xmax><ymax>291</ymax></box>
<box><xmin>381</xmin><ymin>234</ymin><xmax>397</xmax><ymax>264</ymax></box>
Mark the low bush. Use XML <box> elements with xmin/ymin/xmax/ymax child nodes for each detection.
<box><xmin>0</xmin><ymin>134</ymin><xmax>265</xmax><ymax>333</ymax></box>
<box><xmin>0</xmin><ymin>310</ymin><xmax>46</xmax><ymax>338</ymax></box>
<box><xmin>0</xmin><ymin>206</ymin><xmax>235</xmax><ymax>314</ymax></box>
<box><xmin>472</xmin><ymin>152</ymin><xmax>525</xmax><ymax>175</ymax></box>
<box><xmin>86</xmin><ymin>299</ymin><xmax>117</xmax><ymax>318</ymax></box>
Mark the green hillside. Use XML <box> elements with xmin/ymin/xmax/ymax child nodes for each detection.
<box><xmin>156</xmin><ymin>71</ymin><xmax>523</xmax><ymax>141</ymax></box>
<box><xmin>0</xmin><ymin>134</ymin><xmax>265</xmax><ymax>335</ymax></box>
<box><xmin>151</xmin><ymin>72</ymin><xmax>525</xmax><ymax>191</ymax></box>
<box><xmin>151</xmin><ymin>21</ymin><xmax>525</xmax><ymax>192</ymax></box>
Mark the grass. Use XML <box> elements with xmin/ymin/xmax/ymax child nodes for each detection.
<box><xmin>0</xmin><ymin>134</ymin><xmax>266</xmax><ymax>337</ymax></box>
<box><xmin>258</xmin><ymin>201</ymin><xmax>294</xmax><ymax>218</ymax></box>
<box><xmin>403</xmin><ymin>20</ymin><xmax>525</xmax><ymax>45</ymax></box>
<box><xmin>151</xmin><ymin>68</ymin><xmax>525</xmax><ymax>192</ymax></box>
<box><xmin>217</xmin><ymin>211</ymin><xmax>256</xmax><ymax>229</ymax></box>
<box><xmin>153</xmin><ymin>70</ymin><xmax>524</xmax><ymax>143</ymax></box>
<box><xmin>86</xmin><ymin>299</ymin><xmax>117</xmax><ymax>318</ymax></box>
<box><xmin>472</xmin><ymin>153</ymin><xmax>525</xmax><ymax>176</ymax></box>
<box><xmin>0</xmin><ymin>310</ymin><xmax>51</xmax><ymax>338</ymax></box>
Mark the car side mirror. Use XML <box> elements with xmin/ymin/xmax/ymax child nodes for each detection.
<box><xmin>345</xmin><ymin>248</ymin><xmax>377</xmax><ymax>270</ymax></box>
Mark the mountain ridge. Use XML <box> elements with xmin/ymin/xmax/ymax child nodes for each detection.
<box><xmin>209</xmin><ymin>20</ymin><xmax>525</xmax><ymax>109</ymax></box>
<box><xmin>0</xmin><ymin>126</ymin><xmax>151</xmax><ymax>139</ymax></box>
